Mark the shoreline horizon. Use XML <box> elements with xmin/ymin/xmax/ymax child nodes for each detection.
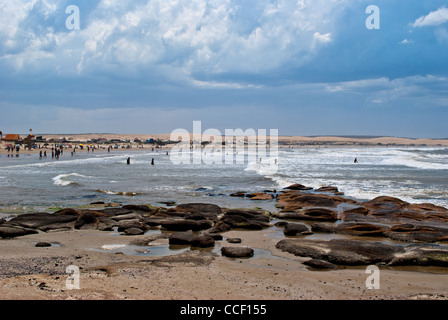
<box><xmin>1</xmin><ymin>133</ymin><xmax>448</xmax><ymax>149</ymax></box>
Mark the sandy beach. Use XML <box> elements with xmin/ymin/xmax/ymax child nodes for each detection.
<box><xmin>1</xmin><ymin>134</ymin><xmax>447</xmax><ymax>303</ymax></box>
<box><xmin>1</xmin><ymin>133</ymin><xmax>448</xmax><ymax>156</ymax></box>
<box><xmin>1</xmin><ymin>219</ymin><xmax>447</xmax><ymax>301</ymax></box>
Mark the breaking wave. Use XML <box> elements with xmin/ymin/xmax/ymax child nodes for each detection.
<box><xmin>52</xmin><ymin>173</ymin><xmax>91</xmax><ymax>186</ymax></box>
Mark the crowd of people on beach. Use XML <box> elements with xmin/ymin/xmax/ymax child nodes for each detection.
<box><xmin>2</xmin><ymin>142</ymin><xmax>163</xmax><ymax>167</ymax></box>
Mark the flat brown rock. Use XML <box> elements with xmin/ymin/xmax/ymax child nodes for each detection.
<box><xmin>221</xmin><ymin>246</ymin><xmax>254</xmax><ymax>258</ymax></box>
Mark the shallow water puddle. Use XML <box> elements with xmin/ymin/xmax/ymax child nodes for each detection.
<box><xmin>96</xmin><ymin>243</ymin><xmax>190</xmax><ymax>257</ymax></box>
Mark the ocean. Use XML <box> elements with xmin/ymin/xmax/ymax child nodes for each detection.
<box><xmin>0</xmin><ymin>146</ymin><xmax>447</xmax><ymax>216</ymax></box>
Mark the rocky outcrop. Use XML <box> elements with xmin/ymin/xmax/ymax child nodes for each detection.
<box><xmin>170</xmin><ymin>203</ymin><xmax>222</xmax><ymax>221</ymax></box>
<box><xmin>276</xmin><ymin>238</ymin><xmax>448</xmax><ymax>267</ymax></box>
<box><xmin>219</xmin><ymin>209</ymin><xmax>271</xmax><ymax>230</ymax></box>
<box><xmin>246</xmin><ymin>193</ymin><xmax>274</xmax><ymax>200</ymax></box>
<box><xmin>160</xmin><ymin>219</ymin><xmax>213</xmax><ymax>231</ymax></box>
<box><xmin>311</xmin><ymin>222</ymin><xmax>388</xmax><ymax>237</ymax></box>
<box><xmin>0</xmin><ymin>225</ymin><xmax>39</xmax><ymax>238</ymax></box>
<box><xmin>384</xmin><ymin>224</ymin><xmax>448</xmax><ymax>243</ymax></box>
<box><xmin>341</xmin><ymin>196</ymin><xmax>448</xmax><ymax>224</ymax></box>
<box><xmin>284</xmin><ymin>184</ymin><xmax>313</xmax><ymax>191</ymax></box>
<box><xmin>276</xmin><ymin>222</ymin><xmax>312</xmax><ymax>236</ymax></box>
<box><xmin>7</xmin><ymin>212</ymin><xmax>78</xmax><ymax>230</ymax></box>
<box><xmin>169</xmin><ymin>230</ymin><xmax>195</xmax><ymax>245</ymax></box>
<box><xmin>275</xmin><ymin>208</ymin><xmax>338</xmax><ymax>221</ymax></box>
<box><xmin>276</xmin><ymin>192</ymin><xmax>356</xmax><ymax>216</ymax></box>
<box><xmin>276</xmin><ymin>239</ymin><xmax>402</xmax><ymax>265</ymax></box>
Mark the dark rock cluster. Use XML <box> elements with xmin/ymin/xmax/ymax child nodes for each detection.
<box><xmin>1</xmin><ymin>182</ymin><xmax>448</xmax><ymax>269</ymax></box>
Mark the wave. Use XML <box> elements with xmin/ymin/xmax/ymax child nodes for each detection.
<box><xmin>52</xmin><ymin>173</ymin><xmax>92</xmax><ymax>186</ymax></box>
<box><xmin>96</xmin><ymin>189</ymin><xmax>143</xmax><ymax>196</ymax></box>
<box><xmin>382</xmin><ymin>154</ymin><xmax>448</xmax><ymax>170</ymax></box>
<box><xmin>244</xmin><ymin>161</ymin><xmax>294</xmax><ymax>188</ymax></box>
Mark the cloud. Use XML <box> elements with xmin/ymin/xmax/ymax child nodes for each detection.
<box><xmin>0</xmin><ymin>0</ymin><xmax>347</xmax><ymax>84</ymax></box>
<box><xmin>398</xmin><ymin>38</ymin><xmax>413</xmax><ymax>45</ymax></box>
<box><xmin>324</xmin><ymin>75</ymin><xmax>448</xmax><ymax>108</ymax></box>
<box><xmin>412</xmin><ymin>7</ymin><xmax>448</xmax><ymax>27</ymax></box>
<box><xmin>313</xmin><ymin>32</ymin><xmax>332</xmax><ymax>44</ymax></box>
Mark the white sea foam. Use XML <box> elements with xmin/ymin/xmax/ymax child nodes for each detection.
<box><xmin>382</xmin><ymin>152</ymin><xmax>448</xmax><ymax>170</ymax></box>
<box><xmin>52</xmin><ymin>173</ymin><xmax>92</xmax><ymax>186</ymax></box>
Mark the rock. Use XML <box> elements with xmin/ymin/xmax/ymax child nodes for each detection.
<box><xmin>206</xmin><ymin>221</ymin><xmax>230</xmax><ymax>234</ymax></box>
<box><xmin>311</xmin><ymin>222</ymin><xmax>388</xmax><ymax>237</ymax></box>
<box><xmin>97</xmin><ymin>217</ymin><xmax>116</xmax><ymax>231</ymax></box>
<box><xmin>0</xmin><ymin>225</ymin><xmax>39</xmax><ymax>238</ymax></box>
<box><xmin>185</xmin><ymin>214</ymin><xmax>208</xmax><ymax>221</ymax></box>
<box><xmin>246</xmin><ymin>193</ymin><xmax>274</xmax><ymax>200</ymax></box>
<box><xmin>357</xmin><ymin>196</ymin><xmax>448</xmax><ymax>223</ymax></box>
<box><xmin>209</xmin><ymin>234</ymin><xmax>223</xmax><ymax>241</ymax></box>
<box><xmin>283</xmin><ymin>222</ymin><xmax>312</xmax><ymax>236</ymax></box>
<box><xmin>276</xmin><ymin>239</ymin><xmax>403</xmax><ymax>265</ymax></box>
<box><xmin>389</xmin><ymin>245</ymin><xmax>448</xmax><ymax>267</ymax></box>
<box><xmin>315</xmin><ymin>186</ymin><xmax>339</xmax><ymax>194</ymax></box>
<box><xmin>54</xmin><ymin>208</ymin><xmax>79</xmax><ymax>215</ymax></box>
<box><xmin>303</xmin><ymin>259</ymin><xmax>337</xmax><ymax>270</ymax></box>
<box><xmin>284</xmin><ymin>184</ymin><xmax>313</xmax><ymax>191</ymax></box>
<box><xmin>230</xmin><ymin>192</ymin><xmax>246</xmax><ymax>197</ymax></box>
<box><xmin>8</xmin><ymin>212</ymin><xmax>77</xmax><ymax>230</ymax></box>
<box><xmin>220</xmin><ymin>214</ymin><xmax>270</xmax><ymax>230</ymax></box>
<box><xmin>140</xmin><ymin>217</ymin><xmax>166</xmax><ymax>227</ymax></box>
<box><xmin>275</xmin><ymin>208</ymin><xmax>338</xmax><ymax>221</ymax></box>
<box><xmin>99</xmin><ymin>207</ymin><xmax>134</xmax><ymax>217</ymax></box>
<box><xmin>159</xmin><ymin>201</ymin><xmax>176</xmax><ymax>206</ymax></box>
<box><xmin>74</xmin><ymin>211</ymin><xmax>105</xmax><ymax>229</ymax></box>
<box><xmin>122</xmin><ymin>204</ymin><xmax>154</xmax><ymax>212</ymax></box>
<box><xmin>110</xmin><ymin>213</ymin><xmax>143</xmax><ymax>221</ymax></box>
<box><xmin>169</xmin><ymin>230</ymin><xmax>195</xmax><ymax>245</ymax></box>
<box><xmin>161</xmin><ymin>219</ymin><xmax>213</xmax><ymax>231</ymax></box>
<box><xmin>363</xmin><ymin>196</ymin><xmax>408</xmax><ymax>219</ymax></box>
<box><xmin>224</xmin><ymin>209</ymin><xmax>270</xmax><ymax>222</ymax></box>
<box><xmin>341</xmin><ymin>206</ymin><xmax>370</xmax><ymax>221</ymax></box>
<box><xmin>35</xmin><ymin>242</ymin><xmax>52</xmax><ymax>247</ymax></box>
<box><xmin>227</xmin><ymin>238</ymin><xmax>242</xmax><ymax>243</ymax></box>
<box><xmin>277</xmin><ymin>192</ymin><xmax>355</xmax><ymax>210</ymax></box>
<box><xmin>191</xmin><ymin>235</ymin><xmax>215</xmax><ymax>248</ymax></box>
<box><xmin>123</xmin><ymin>228</ymin><xmax>145</xmax><ymax>235</ymax></box>
<box><xmin>221</xmin><ymin>247</ymin><xmax>254</xmax><ymax>258</ymax></box>
<box><xmin>117</xmin><ymin>219</ymin><xmax>147</xmax><ymax>232</ymax></box>
<box><xmin>173</xmin><ymin>203</ymin><xmax>222</xmax><ymax>220</ymax></box>
<box><xmin>385</xmin><ymin>224</ymin><xmax>448</xmax><ymax>243</ymax></box>
<box><xmin>130</xmin><ymin>233</ymin><xmax>170</xmax><ymax>246</ymax></box>
<box><xmin>90</xmin><ymin>201</ymin><xmax>105</xmax><ymax>205</ymax></box>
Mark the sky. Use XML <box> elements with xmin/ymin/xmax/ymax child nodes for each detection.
<box><xmin>0</xmin><ymin>0</ymin><xmax>448</xmax><ymax>138</ymax></box>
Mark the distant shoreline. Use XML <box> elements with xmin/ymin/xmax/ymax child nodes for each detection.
<box><xmin>1</xmin><ymin>134</ymin><xmax>448</xmax><ymax>155</ymax></box>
